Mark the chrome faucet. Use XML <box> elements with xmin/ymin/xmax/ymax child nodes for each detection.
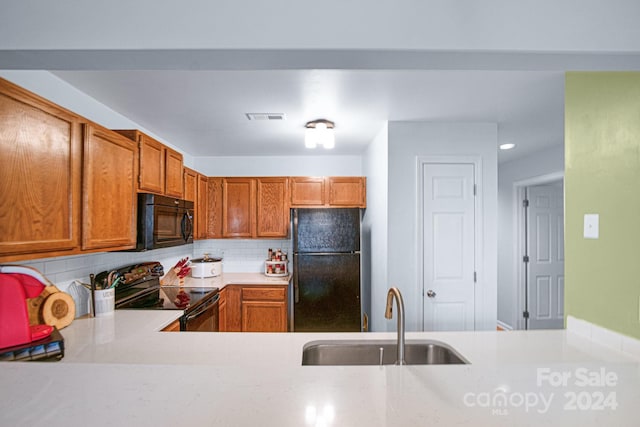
<box><xmin>384</xmin><ymin>287</ymin><xmax>406</xmax><ymax>365</ymax></box>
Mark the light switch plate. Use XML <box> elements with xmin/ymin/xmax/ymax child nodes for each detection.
<box><xmin>584</xmin><ymin>214</ymin><xmax>599</xmax><ymax>239</ymax></box>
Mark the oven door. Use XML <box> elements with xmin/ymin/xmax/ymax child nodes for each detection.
<box><xmin>180</xmin><ymin>293</ymin><xmax>219</xmax><ymax>332</ymax></box>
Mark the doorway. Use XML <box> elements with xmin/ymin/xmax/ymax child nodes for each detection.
<box><xmin>519</xmin><ymin>180</ymin><xmax>564</xmax><ymax>330</ymax></box>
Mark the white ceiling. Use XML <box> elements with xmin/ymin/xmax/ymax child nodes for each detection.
<box><xmin>53</xmin><ymin>69</ymin><xmax>565</xmax><ymax>163</ymax></box>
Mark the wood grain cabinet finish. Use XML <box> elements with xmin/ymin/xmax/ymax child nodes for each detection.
<box><xmin>290</xmin><ymin>176</ymin><xmax>366</xmax><ymax>208</ymax></box>
<box><xmin>164</xmin><ymin>147</ymin><xmax>184</xmax><ymax>198</ymax></box>
<box><xmin>241</xmin><ymin>286</ymin><xmax>288</xmax><ymax>332</ymax></box>
<box><xmin>82</xmin><ymin>124</ymin><xmax>137</xmax><ymax>251</ymax></box>
<box><xmin>184</xmin><ymin>168</ymin><xmax>209</xmax><ymax>240</ymax></box>
<box><xmin>222</xmin><ymin>178</ymin><xmax>256</xmax><ymax>238</ymax></box>
<box><xmin>0</xmin><ymin>78</ymin><xmax>82</xmax><ymax>260</ymax></box>
<box><xmin>183</xmin><ymin>167</ymin><xmax>197</xmax><ymax>202</ymax></box>
<box><xmin>206</xmin><ymin>177</ymin><xmax>224</xmax><ymax>238</ymax></box>
<box><xmin>256</xmin><ymin>177</ymin><xmax>289</xmax><ymax>238</ymax></box>
<box><xmin>115</xmin><ymin>130</ymin><xmax>183</xmax><ymax>198</ymax></box>
<box><xmin>290</xmin><ymin>177</ymin><xmax>326</xmax><ymax>206</ymax></box>
<box><xmin>327</xmin><ymin>176</ymin><xmax>366</xmax><ymax>207</ymax></box>
<box><xmin>196</xmin><ymin>173</ymin><xmax>208</xmax><ymax>239</ymax></box>
<box><xmin>218</xmin><ymin>287</ymin><xmax>228</xmax><ymax>331</ymax></box>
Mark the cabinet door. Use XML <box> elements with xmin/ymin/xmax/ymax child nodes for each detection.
<box><xmin>222</xmin><ymin>178</ymin><xmax>255</xmax><ymax>238</ymax></box>
<box><xmin>183</xmin><ymin>167</ymin><xmax>197</xmax><ymax>202</ymax></box>
<box><xmin>256</xmin><ymin>177</ymin><xmax>289</xmax><ymax>238</ymax></box>
<box><xmin>206</xmin><ymin>177</ymin><xmax>223</xmax><ymax>238</ymax></box>
<box><xmin>164</xmin><ymin>147</ymin><xmax>184</xmax><ymax>198</ymax></box>
<box><xmin>82</xmin><ymin>124</ymin><xmax>137</xmax><ymax>250</ymax></box>
<box><xmin>327</xmin><ymin>177</ymin><xmax>366</xmax><ymax>207</ymax></box>
<box><xmin>137</xmin><ymin>133</ymin><xmax>165</xmax><ymax>194</ymax></box>
<box><xmin>242</xmin><ymin>301</ymin><xmax>287</xmax><ymax>332</ymax></box>
<box><xmin>0</xmin><ymin>79</ymin><xmax>81</xmax><ymax>259</ymax></box>
<box><xmin>218</xmin><ymin>288</ymin><xmax>227</xmax><ymax>332</ymax></box>
<box><xmin>290</xmin><ymin>177</ymin><xmax>325</xmax><ymax>207</ymax></box>
<box><xmin>224</xmin><ymin>286</ymin><xmax>242</xmax><ymax>332</ymax></box>
<box><xmin>196</xmin><ymin>173</ymin><xmax>208</xmax><ymax>239</ymax></box>
<box><xmin>241</xmin><ymin>286</ymin><xmax>288</xmax><ymax>332</ymax></box>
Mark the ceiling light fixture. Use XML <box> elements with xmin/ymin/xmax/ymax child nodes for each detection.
<box><xmin>305</xmin><ymin>119</ymin><xmax>335</xmax><ymax>149</ymax></box>
<box><xmin>499</xmin><ymin>143</ymin><xmax>516</xmax><ymax>150</ymax></box>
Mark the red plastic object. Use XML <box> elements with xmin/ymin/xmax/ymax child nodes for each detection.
<box><xmin>0</xmin><ymin>272</ymin><xmax>53</xmax><ymax>349</ymax></box>
<box><xmin>0</xmin><ymin>275</ymin><xmax>32</xmax><ymax>348</ymax></box>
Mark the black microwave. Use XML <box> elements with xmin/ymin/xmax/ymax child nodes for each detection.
<box><xmin>136</xmin><ymin>193</ymin><xmax>194</xmax><ymax>251</ymax></box>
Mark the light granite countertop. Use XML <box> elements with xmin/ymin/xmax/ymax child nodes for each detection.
<box><xmin>1</xmin><ymin>310</ymin><xmax>639</xmax><ymax>426</ymax></box>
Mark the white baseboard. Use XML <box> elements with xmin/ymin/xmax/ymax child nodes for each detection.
<box><xmin>497</xmin><ymin>320</ymin><xmax>513</xmax><ymax>331</ymax></box>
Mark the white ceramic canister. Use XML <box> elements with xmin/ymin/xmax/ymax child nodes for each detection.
<box><xmin>190</xmin><ymin>254</ymin><xmax>223</xmax><ymax>278</ymax></box>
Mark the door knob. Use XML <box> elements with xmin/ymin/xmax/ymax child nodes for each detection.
<box><xmin>426</xmin><ymin>290</ymin><xmax>436</xmax><ymax>298</ymax></box>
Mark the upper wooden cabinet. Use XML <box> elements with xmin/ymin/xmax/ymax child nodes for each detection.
<box><xmin>222</xmin><ymin>178</ymin><xmax>256</xmax><ymax>238</ymax></box>
<box><xmin>207</xmin><ymin>177</ymin><xmax>224</xmax><ymax>238</ymax></box>
<box><xmin>290</xmin><ymin>176</ymin><xmax>366</xmax><ymax>208</ymax></box>
<box><xmin>195</xmin><ymin>173</ymin><xmax>208</xmax><ymax>240</ymax></box>
<box><xmin>165</xmin><ymin>147</ymin><xmax>184</xmax><ymax>198</ymax></box>
<box><xmin>114</xmin><ymin>130</ymin><xmax>183</xmax><ymax>198</ymax></box>
<box><xmin>0</xmin><ymin>78</ymin><xmax>82</xmax><ymax>260</ymax></box>
<box><xmin>218</xmin><ymin>177</ymin><xmax>289</xmax><ymax>239</ymax></box>
<box><xmin>82</xmin><ymin>124</ymin><xmax>138</xmax><ymax>251</ymax></box>
<box><xmin>184</xmin><ymin>167</ymin><xmax>208</xmax><ymax>240</ymax></box>
<box><xmin>183</xmin><ymin>167</ymin><xmax>198</xmax><ymax>202</ymax></box>
<box><xmin>256</xmin><ymin>178</ymin><xmax>290</xmax><ymax>238</ymax></box>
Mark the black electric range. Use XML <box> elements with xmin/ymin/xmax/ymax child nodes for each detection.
<box><xmin>112</xmin><ymin>263</ymin><xmax>219</xmax><ymax>331</ymax></box>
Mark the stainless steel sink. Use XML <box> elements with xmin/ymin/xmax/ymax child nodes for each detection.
<box><xmin>301</xmin><ymin>339</ymin><xmax>469</xmax><ymax>366</ymax></box>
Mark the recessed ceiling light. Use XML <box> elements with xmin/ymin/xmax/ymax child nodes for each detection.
<box><xmin>499</xmin><ymin>143</ymin><xmax>516</xmax><ymax>150</ymax></box>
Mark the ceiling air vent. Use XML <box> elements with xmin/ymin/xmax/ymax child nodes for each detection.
<box><xmin>245</xmin><ymin>113</ymin><xmax>286</xmax><ymax>121</ymax></box>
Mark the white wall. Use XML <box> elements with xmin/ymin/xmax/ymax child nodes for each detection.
<box><xmin>195</xmin><ymin>156</ymin><xmax>361</xmax><ymax>176</ymax></box>
<box><xmin>361</xmin><ymin>124</ymin><xmax>389</xmax><ymax>332</ymax></box>
<box><xmin>497</xmin><ymin>144</ymin><xmax>564</xmax><ymax>329</ymax></box>
<box><xmin>387</xmin><ymin>122</ymin><xmax>498</xmax><ymax>331</ymax></box>
<box><xmin>2</xmin><ymin>1</ymin><xmax>638</xmax><ymax>53</ymax></box>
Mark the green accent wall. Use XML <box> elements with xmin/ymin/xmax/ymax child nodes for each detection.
<box><xmin>565</xmin><ymin>72</ymin><xmax>640</xmax><ymax>340</ymax></box>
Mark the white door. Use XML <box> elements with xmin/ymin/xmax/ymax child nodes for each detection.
<box><xmin>526</xmin><ymin>183</ymin><xmax>564</xmax><ymax>329</ymax></box>
<box><xmin>422</xmin><ymin>163</ymin><xmax>476</xmax><ymax>331</ymax></box>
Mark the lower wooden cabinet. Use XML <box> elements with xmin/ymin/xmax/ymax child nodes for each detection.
<box><xmin>161</xmin><ymin>319</ymin><xmax>180</xmax><ymax>332</ymax></box>
<box><xmin>218</xmin><ymin>285</ymin><xmax>288</xmax><ymax>332</ymax></box>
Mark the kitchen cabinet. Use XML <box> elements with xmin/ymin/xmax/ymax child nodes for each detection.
<box><xmin>290</xmin><ymin>176</ymin><xmax>366</xmax><ymax>208</ymax></box>
<box><xmin>256</xmin><ymin>177</ymin><xmax>289</xmax><ymax>238</ymax></box>
<box><xmin>222</xmin><ymin>178</ymin><xmax>255</xmax><ymax>237</ymax></box>
<box><xmin>206</xmin><ymin>177</ymin><xmax>224</xmax><ymax>238</ymax></box>
<box><xmin>219</xmin><ymin>285</ymin><xmax>288</xmax><ymax>332</ymax></box>
<box><xmin>115</xmin><ymin>130</ymin><xmax>184</xmax><ymax>198</ymax></box>
<box><xmin>216</xmin><ymin>177</ymin><xmax>289</xmax><ymax>239</ymax></box>
<box><xmin>162</xmin><ymin>319</ymin><xmax>180</xmax><ymax>332</ymax></box>
<box><xmin>164</xmin><ymin>147</ymin><xmax>184</xmax><ymax>198</ymax></box>
<box><xmin>196</xmin><ymin>173</ymin><xmax>208</xmax><ymax>239</ymax></box>
<box><xmin>184</xmin><ymin>167</ymin><xmax>208</xmax><ymax>240</ymax></box>
<box><xmin>82</xmin><ymin>123</ymin><xmax>138</xmax><ymax>250</ymax></box>
<box><xmin>218</xmin><ymin>287</ymin><xmax>227</xmax><ymax>331</ymax></box>
<box><xmin>183</xmin><ymin>167</ymin><xmax>197</xmax><ymax>202</ymax></box>
<box><xmin>0</xmin><ymin>78</ymin><xmax>82</xmax><ymax>261</ymax></box>
<box><xmin>241</xmin><ymin>286</ymin><xmax>288</xmax><ymax>332</ymax></box>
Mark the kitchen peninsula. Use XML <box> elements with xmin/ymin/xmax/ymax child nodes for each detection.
<box><xmin>1</xmin><ymin>310</ymin><xmax>639</xmax><ymax>426</ymax></box>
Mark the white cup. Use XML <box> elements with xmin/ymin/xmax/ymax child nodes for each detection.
<box><xmin>93</xmin><ymin>288</ymin><xmax>115</xmax><ymax>317</ymax></box>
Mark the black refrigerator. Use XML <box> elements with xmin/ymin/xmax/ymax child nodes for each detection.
<box><xmin>292</xmin><ymin>208</ymin><xmax>363</xmax><ymax>332</ymax></box>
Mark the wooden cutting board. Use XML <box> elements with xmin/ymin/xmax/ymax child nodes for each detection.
<box><xmin>27</xmin><ymin>285</ymin><xmax>75</xmax><ymax>329</ymax></box>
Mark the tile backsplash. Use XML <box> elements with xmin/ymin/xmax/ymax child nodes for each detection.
<box><xmin>13</xmin><ymin>238</ymin><xmax>292</xmax><ymax>290</ymax></box>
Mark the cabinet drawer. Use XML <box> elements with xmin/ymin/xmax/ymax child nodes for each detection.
<box><xmin>242</xmin><ymin>286</ymin><xmax>286</xmax><ymax>301</ymax></box>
